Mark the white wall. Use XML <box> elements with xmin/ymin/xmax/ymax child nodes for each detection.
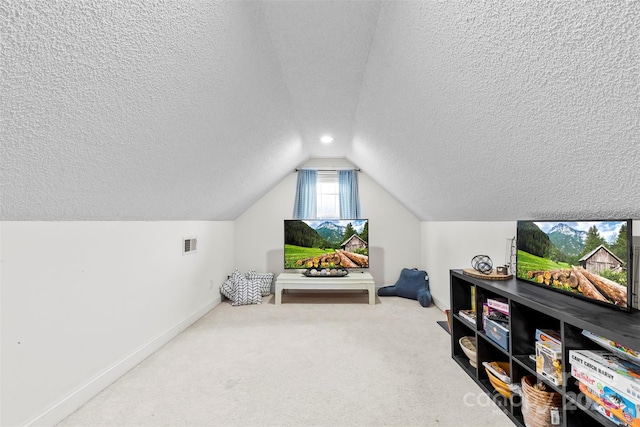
<box><xmin>5</xmin><ymin>215</ymin><xmax>635</xmax><ymax>426</ymax></box>
<box><xmin>359</xmin><ymin>173</ymin><xmax>422</xmax><ymax>285</ymax></box>
<box><xmin>1</xmin><ymin>221</ymin><xmax>234</xmax><ymax>426</ymax></box>
<box><xmin>234</xmin><ymin>169</ymin><xmax>422</xmax><ymax>286</ymax></box>
<box><xmin>421</xmin><ymin>221</ymin><xmax>516</xmax><ymax>309</ymax></box>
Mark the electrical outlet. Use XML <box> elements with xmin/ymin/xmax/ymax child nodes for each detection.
<box><xmin>209</xmin><ymin>280</ymin><xmax>214</xmax><ymax>290</ymax></box>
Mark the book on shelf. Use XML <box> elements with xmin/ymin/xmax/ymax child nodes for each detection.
<box><xmin>482</xmin><ymin>303</ymin><xmax>508</xmax><ymax>329</ymax></box>
<box><xmin>486</xmin><ymin>297</ymin><xmax>509</xmax><ymax>315</ymax></box>
<box><xmin>482</xmin><ymin>303</ymin><xmax>490</xmax><ymax>329</ymax></box>
<box><xmin>535</xmin><ymin>329</ymin><xmax>561</xmax><ymax>346</ymax></box>
<box><xmin>582</xmin><ymin>329</ymin><xmax>640</xmax><ymax>366</ymax></box>
<box><xmin>458</xmin><ymin>309</ymin><xmax>476</xmax><ymax>324</ymax></box>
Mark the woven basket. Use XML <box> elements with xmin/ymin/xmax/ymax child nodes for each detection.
<box><xmin>521</xmin><ymin>376</ymin><xmax>561</xmax><ymax>427</ymax></box>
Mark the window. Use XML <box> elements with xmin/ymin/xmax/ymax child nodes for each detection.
<box><xmin>293</xmin><ymin>168</ymin><xmax>360</xmax><ymax>219</ymax></box>
<box><xmin>316</xmin><ymin>171</ymin><xmax>339</xmax><ymax>218</ymax></box>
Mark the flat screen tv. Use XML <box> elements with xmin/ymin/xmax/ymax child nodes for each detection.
<box><xmin>284</xmin><ymin>219</ymin><xmax>369</xmax><ymax>271</ymax></box>
<box><xmin>516</xmin><ymin>219</ymin><xmax>632</xmax><ymax>311</ymax></box>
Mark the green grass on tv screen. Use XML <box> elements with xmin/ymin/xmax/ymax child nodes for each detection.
<box><xmin>516</xmin><ymin>250</ymin><xmax>570</xmax><ymax>279</ymax></box>
<box><xmin>284</xmin><ymin>244</ymin><xmax>335</xmax><ymax>269</ymax></box>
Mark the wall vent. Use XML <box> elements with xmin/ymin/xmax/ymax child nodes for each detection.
<box><xmin>183</xmin><ymin>237</ymin><xmax>197</xmax><ymax>255</ymax></box>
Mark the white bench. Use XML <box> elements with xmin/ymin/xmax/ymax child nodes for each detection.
<box><xmin>275</xmin><ymin>271</ymin><xmax>375</xmax><ymax>305</ymax></box>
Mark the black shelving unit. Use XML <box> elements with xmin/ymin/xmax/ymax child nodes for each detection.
<box><xmin>450</xmin><ymin>269</ymin><xmax>640</xmax><ymax>427</ymax></box>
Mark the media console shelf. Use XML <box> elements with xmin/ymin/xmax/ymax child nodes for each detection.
<box><xmin>275</xmin><ymin>271</ymin><xmax>375</xmax><ymax>305</ymax></box>
<box><xmin>450</xmin><ymin>269</ymin><xmax>640</xmax><ymax>427</ymax></box>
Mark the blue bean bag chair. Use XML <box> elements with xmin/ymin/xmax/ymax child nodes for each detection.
<box><xmin>378</xmin><ymin>268</ymin><xmax>432</xmax><ymax>307</ymax></box>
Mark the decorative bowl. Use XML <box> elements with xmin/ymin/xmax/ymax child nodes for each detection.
<box><xmin>483</xmin><ymin>360</ymin><xmax>511</xmax><ymax>383</ymax></box>
<box><xmin>303</xmin><ymin>268</ymin><xmax>349</xmax><ymax>277</ymax></box>
<box><xmin>459</xmin><ymin>336</ymin><xmax>477</xmax><ymax>368</ymax></box>
<box><xmin>485</xmin><ymin>361</ymin><xmax>511</xmax><ymax>398</ymax></box>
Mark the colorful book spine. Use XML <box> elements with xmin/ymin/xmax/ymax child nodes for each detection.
<box><xmin>482</xmin><ymin>303</ymin><xmax>489</xmax><ymax>330</ymax></box>
<box><xmin>486</xmin><ymin>297</ymin><xmax>509</xmax><ymax>315</ymax></box>
<box><xmin>470</xmin><ymin>286</ymin><xmax>476</xmax><ymax>311</ymax></box>
<box><xmin>535</xmin><ymin>329</ymin><xmax>561</xmax><ymax>346</ymax></box>
<box><xmin>582</xmin><ymin>330</ymin><xmax>640</xmax><ymax>366</ymax></box>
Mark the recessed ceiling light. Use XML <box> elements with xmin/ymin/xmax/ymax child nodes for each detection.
<box><xmin>320</xmin><ymin>135</ymin><xmax>334</xmax><ymax>144</ymax></box>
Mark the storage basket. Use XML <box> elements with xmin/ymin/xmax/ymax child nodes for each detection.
<box><xmin>521</xmin><ymin>375</ymin><xmax>562</xmax><ymax>427</ymax></box>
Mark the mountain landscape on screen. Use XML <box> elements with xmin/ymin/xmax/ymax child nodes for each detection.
<box><xmin>315</xmin><ymin>220</ymin><xmax>366</xmax><ymax>245</ymax></box>
<box><xmin>547</xmin><ymin>223</ymin><xmax>588</xmax><ymax>257</ymax></box>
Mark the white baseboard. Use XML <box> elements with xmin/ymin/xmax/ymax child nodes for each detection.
<box><xmin>25</xmin><ymin>296</ymin><xmax>221</xmax><ymax>427</ymax></box>
<box><xmin>432</xmin><ymin>295</ymin><xmax>447</xmax><ymax>312</ymax></box>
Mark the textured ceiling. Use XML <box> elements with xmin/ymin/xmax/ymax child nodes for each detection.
<box><xmin>350</xmin><ymin>1</ymin><xmax>640</xmax><ymax>221</ymax></box>
<box><xmin>1</xmin><ymin>1</ymin><xmax>639</xmax><ymax>221</ymax></box>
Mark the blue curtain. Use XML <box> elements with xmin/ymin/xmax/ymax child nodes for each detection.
<box><xmin>293</xmin><ymin>169</ymin><xmax>317</xmax><ymax>219</ymax></box>
<box><xmin>338</xmin><ymin>170</ymin><xmax>361</xmax><ymax>219</ymax></box>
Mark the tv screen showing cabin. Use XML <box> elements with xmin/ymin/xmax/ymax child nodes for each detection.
<box><xmin>284</xmin><ymin>219</ymin><xmax>369</xmax><ymax>269</ymax></box>
<box><xmin>516</xmin><ymin>219</ymin><xmax>632</xmax><ymax>311</ymax></box>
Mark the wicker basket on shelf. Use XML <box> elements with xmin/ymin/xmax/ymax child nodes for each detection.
<box><xmin>521</xmin><ymin>375</ymin><xmax>562</xmax><ymax>427</ymax></box>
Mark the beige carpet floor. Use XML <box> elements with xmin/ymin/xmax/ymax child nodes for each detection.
<box><xmin>58</xmin><ymin>292</ymin><xmax>513</xmax><ymax>427</ymax></box>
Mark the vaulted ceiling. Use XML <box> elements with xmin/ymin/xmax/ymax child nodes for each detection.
<box><xmin>2</xmin><ymin>1</ymin><xmax>638</xmax><ymax>221</ymax></box>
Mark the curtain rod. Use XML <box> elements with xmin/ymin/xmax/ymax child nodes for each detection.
<box><xmin>294</xmin><ymin>168</ymin><xmax>361</xmax><ymax>172</ymax></box>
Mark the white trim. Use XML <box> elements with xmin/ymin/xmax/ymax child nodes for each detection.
<box><xmin>432</xmin><ymin>295</ymin><xmax>447</xmax><ymax>312</ymax></box>
<box><xmin>24</xmin><ymin>297</ymin><xmax>221</xmax><ymax>427</ymax></box>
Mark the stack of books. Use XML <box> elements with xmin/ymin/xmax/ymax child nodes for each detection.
<box><xmin>569</xmin><ymin>340</ymin><xmax>640</xmax><ymax>426</ymax></box>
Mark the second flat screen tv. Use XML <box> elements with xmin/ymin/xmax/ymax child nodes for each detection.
<box><xmin>516</xmin><ymin>219</ymin><xmax>632</xmax><ymax>311</ymax></box>
<box><xmin>284</xmin><ymin>219</ymin><xmax>369</xmax><ymax>270</ymax></box>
